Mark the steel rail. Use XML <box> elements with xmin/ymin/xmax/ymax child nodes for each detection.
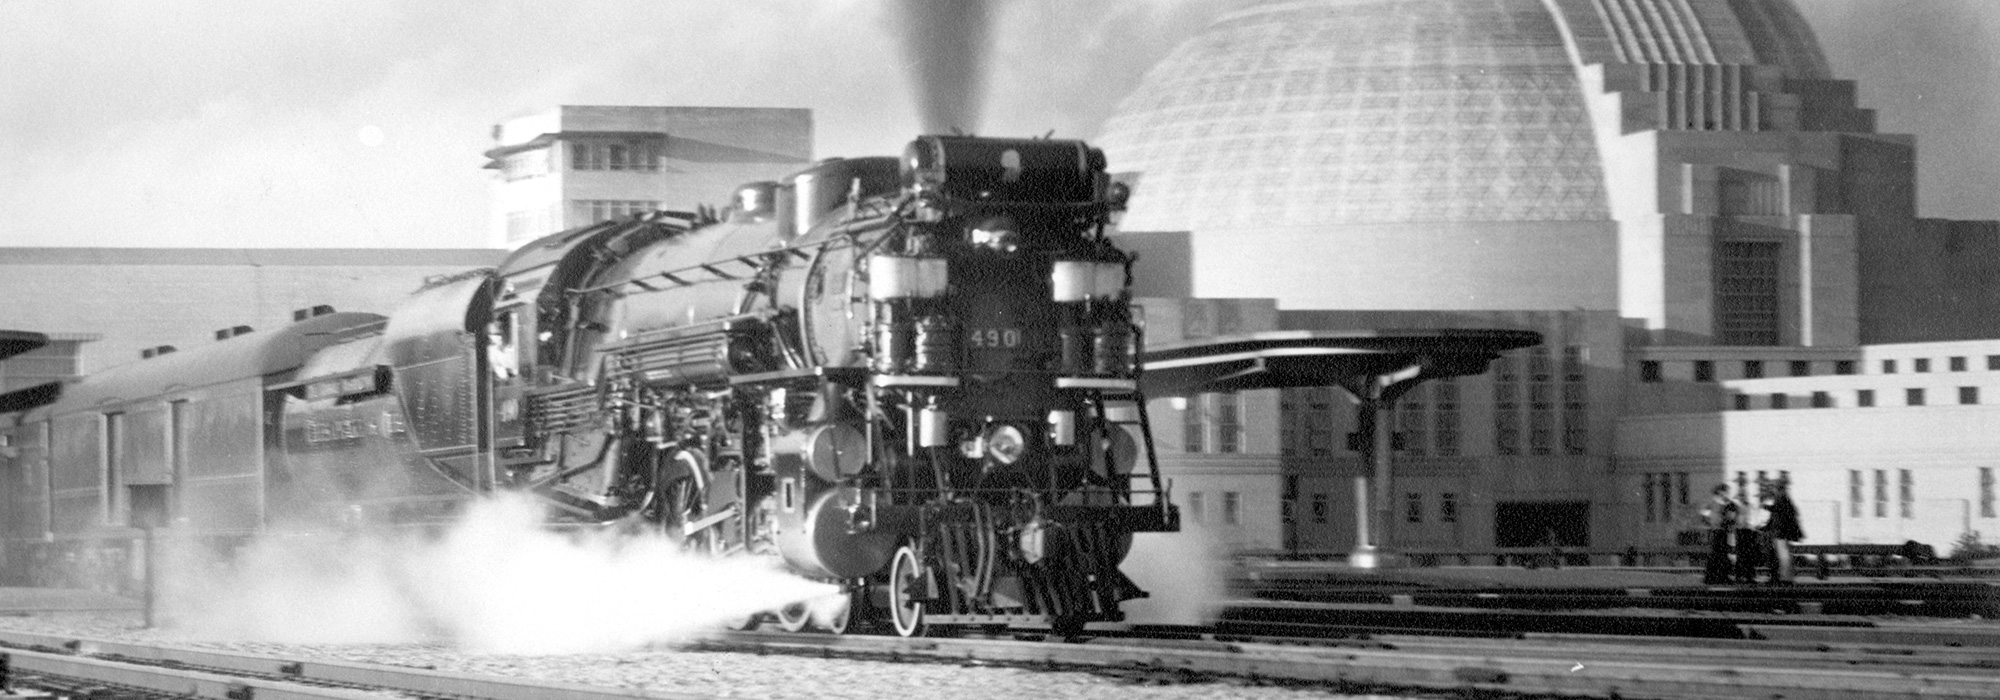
<box><xmin>0</xmin><ymin>631</ymin><xmax>720</xmax><ymax>700</ymax></box>
<box><xmin>704</xmin><ymin>629</ymin><xmax>2000</xmax><ymax>700</ymax></box>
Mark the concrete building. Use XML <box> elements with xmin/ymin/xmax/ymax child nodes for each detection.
<box><xmin>1100</xmin><ymin>0</ymin><xmax>2000</xmax><ymax>556</ymax></box>
<box><xmin>485</xmin><ymin>106</ymin><xmax>814</xmax><ymax>248</ymax></box>
<box><xmin>1622</xmin><ymin>341</ymin><xmax>2000</xmax><ymax>552</ymax></box>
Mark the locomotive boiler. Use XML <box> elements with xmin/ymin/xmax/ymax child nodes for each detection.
<box><xmin>1</xmin><ymin>135</ymin><xmax>1178</xmax><ymax>637</ymax></box>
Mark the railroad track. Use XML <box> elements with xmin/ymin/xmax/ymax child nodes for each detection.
<box><xmin>1</xmin><ymin>619</ymin><xmax>1995</xmax><ymax>700</ymax></box>
<box><xmin>1240</xmin><ymin>580</ymin><xmax>2000</xmax><ymax>618</ymax></box>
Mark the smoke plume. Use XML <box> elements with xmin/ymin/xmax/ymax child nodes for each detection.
<box><xmin>889</xmin><ymin>0</ymin><xmax>993</xmax><ymax>135</ymax></box>
<box><xmin>154</xmin><ymin>494</ymin><xmax>835</xmax><ymax>654</ymax></box>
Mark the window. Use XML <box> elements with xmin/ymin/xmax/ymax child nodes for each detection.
<box><xmin>1907</xmin><ymin>388</ymin><xmax>1926</xmax><ymax>406</ymax></box>
<box><xmin>1215</xmin><ymin>392</ymin><xmax>1241</xmax><ymax>454</ymax></box>
<box><xmin>1182</xmin><ymin>397</ymin><xmax>1204</xmax><ymax>453</ymax></box>
<box><xmin>1811</xmin><ymin>391</ymin><xmax>1832</xmax><ymax>408</ymax></box>
<box><xmin>1440</xmin><ymin>493</ymin><xmax>1458</xmax><ymax>523</ymax></box>
<box><xmin>1849</xmin><ymin>470</ymin><xmax>1864</xmax><ymax>518</ymax></box>
<box><xmin>1676</xmin><ymin>472</ymin><xmax>1689</xmax><ymax>507</ymax></box>
<box><xmin>1222</xmin><ymin>492</ymin><xmax>1241</xmax><ymax>525</ymax></box>
<box><xmin>1989</xmin><ymin>355</ymin><xmax>2000</xmax><ymax>371</ymax></box>
<box><xmin>1770</xmin><ymin>393</ymin><xmax>1788</xmax><ymax>409</ymax></box>
<box><xmin>1743</xmin><ymin>361</ymin><xmax>1765</xmax><ymax>379</ymax></box>
<box><xmin>501</xmin><ymin>149</ymin><xmax>549</xmax><ymax>181</ymax></box>
<box><xmin>1915</xmin><ymin>358</ymin><xmax>1931</xmax><ymax>373</ymax></box>
<box><xmin>103</xmin><ymin>412</ymin><xmax>124</xmax><ymax>524</ymax></box>
<box><xmin>1883</xmin><ymin>359</ymin><xmax>1898</xmax><ymax>374</ymax></box>
<box><xmin>1961</xmin><ymin>387</ymin><xmax>1980</xmax><ymax>405</ymax></box>
<box><xmin>1283</xmin><ymin>475</ymin><xmax>1299</xmax><ymax>501</ymax></box>
<box><xmin>1951</xmin><ymin>356</ymin><xmax>1967</xmax><ymax>372</ymax></box>
<box><xmin>1188</xmin><ymin>492</ymin><xmax>1205</xmax><ymax>524</ymax></box>
<box><xmin>578</xmin><ymin>199</ymin><xmax>660</xmax><ymax>224</ymax></box>
<box><xmin>1528</xmin><ymin>411</ymin><xmax>1553</xmax><ymax>455</ymax></box>
<box><xmin>1434</xmin><ymin>381</ymin><xmax>1461</xmax><ymax>457</ymax></box>
<box><xmin>1899</xmin><ymin>469</ymin><xmax>1914</xmax><ymax>519</ymax></box>
<box><xmin>1858</xmin><ymin>389</ymin><xmax>1875</xmax><ymax>407</ymax></box>
<box><xmin>1716</xmin><ymin>240</ymin><xmax>1781</xmax><ymax>345</ymax></box>
<box><xmin>1639</xmin><ymin>360</ymin><xmax>1662</xmax><ymax>383</ymax></box>
<box><xmin>1835</xmin><ymin>360</ymin><xmax>1857</xmax><ymax>375</ymax></box>
<box><xmin>1693</xmin><ymin>360</ymin><xmax>1714</xmax><ymax>382</ymax></box>
<box><xmin>1733</xmin><ymin>394</ymin><xmax>1750</xmax><ymax>410</ymax></box>
<box><xmin>1643</xmin><ymin>474</ymin><xmax>1657</xmax><ymax>522</ymax></box>
<box><xmin>1982</xmin><ymin>468</ymin><xmax>1995</xmax><ymax>519</ymax></box>
<box><xmin>1404</xmin><ymin>492</ymin><xmax>1423</xmax><ymax>523</ymax></box>
<box><xmin>1790</xmin><ymin>361</ymin><xmax>1811</xmax><ymax>377</ymax></box>
<box><xmin>1874</xmin><ymin>469</ymin><xmax>1888</xmax><ymax>518</ymax></box>
<box><xmin>1495</xmin><ymin>411</ymin><xmax>1520</xmax><ymax>455</ymax></box>
<box><xmin>1311</xmin><ymin>493</ymin><xmax>1329</xmax><ymax>524</ymax></box>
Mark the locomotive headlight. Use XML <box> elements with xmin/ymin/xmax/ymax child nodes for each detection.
<box><xmin>984</xmin><ymin>424</ymin><xmax>1027</xmax><ymax>465</ymax></box>
<box><xmin>969</xmin><ymin>215</ymin><xmax>1019</xmax><ymax>252</ymax></box>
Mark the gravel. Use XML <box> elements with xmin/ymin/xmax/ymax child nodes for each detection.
<box><xmin>0</xmin><ymin>611</ymin><xmax>1406</xmax><ymax>700</ymax></box>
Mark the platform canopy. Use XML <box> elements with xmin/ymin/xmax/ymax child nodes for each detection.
<box><xmin>0</xmin><ymin>331</ymin><xmax>47</xmax><ymax>362</ymax></box>
<box><xmin>1139</xmin><ymin>329</ymin><xmax>1542</xmax><ymax>397</ymax></box>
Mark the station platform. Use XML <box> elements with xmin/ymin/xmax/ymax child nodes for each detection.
<box><xmin>0</xmin><ymin>588</ymin><xmax>139</xmax><ymax>613</ymax></box>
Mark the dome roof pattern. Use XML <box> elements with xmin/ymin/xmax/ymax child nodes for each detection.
<box><xmin>1097</xmin><ymin>0</ymin><xmax>1833</xmax><ymax>234</ymax></box>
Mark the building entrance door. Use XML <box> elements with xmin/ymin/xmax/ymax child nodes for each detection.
<box><xmin>1494</xmin><ymin>501</ymin><xmax>1590</xmax><ymax>548</ymax></box>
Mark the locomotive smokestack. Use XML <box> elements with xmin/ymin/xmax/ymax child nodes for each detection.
<box><xmin>889</xmin><ymin>0</ymin><xmax>993</xmax><ymax>135</ymax></box>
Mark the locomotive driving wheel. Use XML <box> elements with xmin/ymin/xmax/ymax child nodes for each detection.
<box><xmin>887</xmin><ymin>544</ymin><xmax>928</xmax><ymax>637</ymax></box>
<box><xmin>650</xmin><ymin>448</ymin><xmax>708</xmax><ymax>545</ymax></box>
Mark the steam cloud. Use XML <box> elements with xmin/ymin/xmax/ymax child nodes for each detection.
<box><xmin>889</xmin><ymin>0</ymin><xmax>994</xmax><ymax>135</ymax></box>
<box><xmin>1118</xmin><ymin>528</ymin><xmax>1228</xmax><ymax>626</ymax></box>
<box><xmin>154</xmin><ymin>495</ymin><xmax>835</xmax><ymax>654</ymax></box>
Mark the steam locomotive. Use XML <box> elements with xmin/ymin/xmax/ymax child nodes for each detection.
<box><xmin>0</xmin><ymin>135</ymin><xmax>1178</xmax><ymax>637</ymax></box>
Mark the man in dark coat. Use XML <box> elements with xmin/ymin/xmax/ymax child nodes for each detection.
<box><xmin>1700</xmin><ymin>484</ymin><xmax>1740</xmax><ymax>585</ymax></box>
<box><xmin>1761</xmin><ymin>481</ymin><xmax>1805</xmax><ymax>584</ymax></box>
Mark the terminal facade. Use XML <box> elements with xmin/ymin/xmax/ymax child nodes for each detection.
<box><xmin>1100</xmin><ymin>0</ymin><xmax>2000</xmax><ymax>557</ymax></box>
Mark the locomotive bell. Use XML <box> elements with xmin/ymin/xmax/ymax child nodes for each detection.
<box><xmin>733</xmin><ymin>181</ymin><xmax>779</xmax><ymax>222</ymax></box>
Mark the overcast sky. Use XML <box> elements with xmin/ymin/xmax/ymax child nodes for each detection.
<box><xmin>1</xmin><ymin>1</ymin><xmax>1994</xmax><ymax>249</ymax></box>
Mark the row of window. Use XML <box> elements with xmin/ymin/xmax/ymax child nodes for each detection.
<box><xmin>1183</xmin><ymin>392</ymin><xmax>1242</xmax><ymax>453</ymax></box>
<box><xmin>1494</xmin><ymin>346</ymin><xmax>1588</xmax><ymax>456</ymax></box>
<box><xmin>571</xmin><ymin>141</ymin><xmax>663</xmax><ymax>172</ymax></box>
<box><xmin>1279</xmin><ymin>381</ymin><xmax>1467</xmax><ymax>457</ymax></box>
<box><xmin>579</xmin><ymin>199</ymin><xmax>660</xmax><ymax>225</ymax></box>
<box><xmin>1639</xmin><ymin>359</ymin><xmax>1848</xmax><ymax>383</ymax></box>
<box><xmin>1640</xmin><ymin>355</ymin><xmax>2000</xmax><ymax>384</ymax></box>
<box><xmin>1640</xmin><ymin>471</ymin><xmax>1691</xmax><ymax>523</ymax></box>
<box><xmin>1184</xmin><ymin>490</ymin><xmax>1241</xmax><ymax>526</ymax></box>
<box><xmin>1732</xmin><ymin>386</ymin><xmax>1981</xmax><ymax>410</ymax></box>
<box><xmin>1845</xmin><ymin>468</ymin><xmax>1998</xmax><ymax>519</ymax></box>
<box><xmin>1276</xmin><ymin>477</ymin><xmax>1463</xmax><ymax>526</ymax></box>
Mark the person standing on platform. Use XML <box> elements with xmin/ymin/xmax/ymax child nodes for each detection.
<box><xmin>1761</xmin><ymin>479</ymin><xmax>1805</xmax><ymax>584</ymax></box>
<box><xmin>1700</xmin><ymin>484</ymin><xmax>1740</xmax><ymax>584</ymax></box>
<box><xmin>1733</xmin><ymin>484</ymin><xmax>1765</xmax><ymax>584</ymax></box>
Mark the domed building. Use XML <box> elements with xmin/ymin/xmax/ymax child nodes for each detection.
<box><xmin>1102</xmin><ymin>1</ymin><xmax>2000</xmax><ymax>557</ymax></box>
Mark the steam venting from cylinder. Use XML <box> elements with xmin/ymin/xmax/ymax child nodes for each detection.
<box><xmin>890</xmin><ymin>0</ymin><xmax>992</xmax><ymax>135</ymax></box>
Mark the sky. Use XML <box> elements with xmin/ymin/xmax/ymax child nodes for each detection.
<box><xmin>1</xmin><ymin>0</ymin><xmax>1995</xmax><ymax>250</ymax></box>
